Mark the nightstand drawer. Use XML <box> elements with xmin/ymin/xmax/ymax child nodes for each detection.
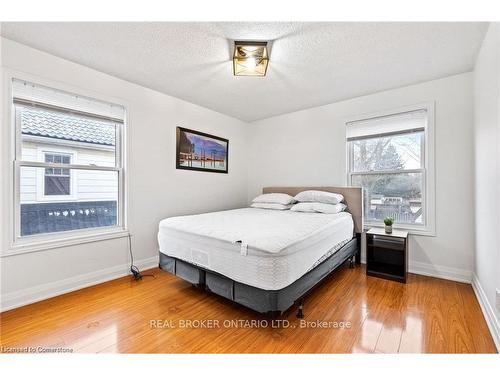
<box><xmin>368</xmin><ymin>235</ymin><xmax>405</xmax><ymax>250</ymax></box>
<box><xmin>367</xmin><ymin>248</ymin><xmax>405</xmax><ymax>278</ymax></box>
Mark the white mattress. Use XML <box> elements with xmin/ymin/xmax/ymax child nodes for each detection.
<box><xmin>158</xmin><ymin>208</ymin><xmax>354</xmax><ymax>290</ymax></box>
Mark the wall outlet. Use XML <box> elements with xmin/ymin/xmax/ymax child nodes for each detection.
<box><xmin>496</xmin><ymin>289</ymin><xmax>500</xmax><ymax>312</ymax></box>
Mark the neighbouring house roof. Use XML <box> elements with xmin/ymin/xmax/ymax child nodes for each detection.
<box><xmin>20</xmin><ymin>106</ymin><xmax>116</xmax><ymax>146</ymax></box>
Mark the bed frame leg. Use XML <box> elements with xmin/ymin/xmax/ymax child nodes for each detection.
<box><xmin>349</xmin><ymin>255</ymin><xmax>355</xmax><ymax>269</ymax></box>
<box><xmin>296</xmin><ymin>299</ymin><xmax>304</xmax><ymax>319</ymax></box>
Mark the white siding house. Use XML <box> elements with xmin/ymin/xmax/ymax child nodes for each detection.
<box><xmin>20</xmin><ymin>141</ymin><xmax>117</xmax><ymax>203</ymax></box>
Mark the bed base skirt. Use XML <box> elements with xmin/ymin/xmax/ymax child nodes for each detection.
<box><xmin>158</xmin><ymin>236</ymin><xmax>359</xmax><ymax>316</ymax></box>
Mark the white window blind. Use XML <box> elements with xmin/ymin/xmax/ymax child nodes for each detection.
<box><xmin>346</xmin><ymin>109</ymin><xmax>427</xmax><ymax>141</ymax></box>
<box><xmin>12</xmin><ymin>79</ymin><xmax>125</xmax><ymax>121</ymax></box>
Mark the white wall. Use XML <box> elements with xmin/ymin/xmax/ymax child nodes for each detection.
<box><xmin>0</xmin><ymin>38</ymin><xmax>250</xmax><ymax>309</ymax></box>
<box><xmin>248</xmin><ymin>73</ymin><xmax>475</xmax><ymax>281</ymax></box>
<box><xmin>473</xmin><ymin>23</ymin><xmax>500</xmax><ymax>343</ymax></box>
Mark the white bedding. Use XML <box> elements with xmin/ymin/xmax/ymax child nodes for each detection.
<box><xmin>158</xmin><ymin>208</ymin><xmax>354</xmax><ymax>290</ymax></box>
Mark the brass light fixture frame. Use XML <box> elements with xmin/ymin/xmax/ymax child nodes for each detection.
<box><xmin>233</xmin><ymin>41</ymin><xmax>269</xmax><ymax>76</ymax></box>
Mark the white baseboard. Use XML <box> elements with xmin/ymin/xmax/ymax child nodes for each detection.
<box><xmin>408</xmin><ymin>260</ymin><xmax>472</xmax><ymax>283</ymax></box>
<box><xmin>471</xmin><ymin>273</ymin><xmax>500</xmax><ymax>351</ymax></box>
<box><xmin>360</xmin><ymin>255</ymin><xmax>471</xmax><ymax>284</ymax></box>
<box><xmin>0</xmin><ymin>255</ymin><xmax>159</xmax><ymax>312</ymax></box>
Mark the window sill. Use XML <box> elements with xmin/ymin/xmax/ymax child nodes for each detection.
<box><xmin>364</xmin><ymin>223</ymin><xmax>436</xmax><ymax>237</ymax></box>
<box><xmin>2</xmin><ymin>228</ymin><xmax>129</xmax><ymax>257</ymax></box>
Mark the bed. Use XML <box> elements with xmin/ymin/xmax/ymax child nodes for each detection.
<box><xmin>158</xmin><ymin>186</ymin><xmax>363</xmax><ymax>317</ymax></box>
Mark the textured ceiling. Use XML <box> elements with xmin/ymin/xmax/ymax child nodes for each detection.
<box><xmin>1</xmin><ymin>22</ymin><xmax>488</xmax><ymax>122</ymax></box>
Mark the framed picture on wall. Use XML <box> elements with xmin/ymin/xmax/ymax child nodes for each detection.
<box><xmin>176</xmin><ymin>127</ymin><xmax>229</xmax><ymax>173</ymax></box>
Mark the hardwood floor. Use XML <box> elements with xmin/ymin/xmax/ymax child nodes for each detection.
<box><xmin>0</xmin><ymin>264</ymin><xmax>497</xmax><ymax>353</ymax></box>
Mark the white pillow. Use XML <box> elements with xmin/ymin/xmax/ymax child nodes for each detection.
<box><xmin>294</xmin><ymin>190</ymin><xmax>344</xmax><ymax>205</ymax></box>
<box><xmin>251</xmin><ymin>202</ymin><xmax>293</xmax><ymax>210</ymax></box>
<box><xmin>252</xmin><ymin>193</ymin><xmax>296</xmax><ymax>205</ymax></box>
<box><xmin>291</xmin><ymin>202</ymin><xmax>347</xmax><ymax>214</ymax></box>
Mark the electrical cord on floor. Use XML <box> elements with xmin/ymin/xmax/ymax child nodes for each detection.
<box><xmin>128</xmin><ymin>233</ymin><xmax>156</xmax><ymax>281</ymax></box>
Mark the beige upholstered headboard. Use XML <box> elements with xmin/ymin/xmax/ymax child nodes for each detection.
<box><xmin>262</xmin><ymin>186</ymin><xmax>364</xmax><ymax>234</ymax></box>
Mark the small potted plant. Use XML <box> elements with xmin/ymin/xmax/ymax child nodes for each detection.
<box><xmin>384</xmin><ymin>217</ymin><xmax>394</xmax><ymax>234</ymax></box>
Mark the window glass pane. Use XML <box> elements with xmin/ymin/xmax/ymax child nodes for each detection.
<box><xmin>20</xmin><ymin>167</ymin><xmax>118</xmax><ymax>236</ymax></box>
<box><xmin>44</xmin><ymin>153</ymin><xmax>70</xmax><ymax>189</ymax></box>
<box><xmin>351</xmin><ymin>172</ymin><xmax>423</xmax><ymax>225</ymax></box>
<box><xmin>351</xmin><ymin>131</ymin><xmax>423</xmax><ymax>172</ymax></box>
<box><xmin>19</xmin><ymin>105</ymin><xmax>118</xmax><ymax>167</ymax></box>
<box><xmin>45</xmin><ymin>175</ymin><xmax>70</xmax><ymax>195</ymax></box>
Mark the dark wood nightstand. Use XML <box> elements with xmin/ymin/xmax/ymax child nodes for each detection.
<box><xmin>366</xmin><ymin>228</ymin><xmax>408</xmax><ymax>283</ymax></box>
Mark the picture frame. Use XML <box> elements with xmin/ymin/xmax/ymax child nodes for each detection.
<box><xmin>176</xmin><ymin>127</ymin><xmax>229</xmax><ymax>173</ymax></box>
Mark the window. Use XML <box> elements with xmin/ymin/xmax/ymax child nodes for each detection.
<box><xmin>44</xmin><ymin>153</ymin><xmax>71</xmax><ymax>195</ymax></box>
<box><xmin>347</xmin><ymin>105</ymin><xmax>435</xmax><ymax>234</ymax></box>
<box><xmin>10</xmin><ymin>78</ymin><xmax>127</xmax><ymax>249</ymax></box>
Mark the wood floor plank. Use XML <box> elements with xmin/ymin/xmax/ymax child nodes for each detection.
<box><xmin>456</xmin><ymin>282</ymin><xmax>497</xmax><ymax>353</ymax></box>
<box><xmin>398</xmin><ymin>310</ymin><xmax>426</xmax><ymax>353</ymax></box>
<box><xmin>374</xmin><ymin>308</ymin><xmax>404</xmax><ymax>353</ymax></box>
<box><xmin>351</xmin><ymin>314</ymin><xmax>384</xmax><ymax>353</ymax></box>
<box><xmin>0</xmin><ymin>265</ymin><xmax>497</xmax><ymax>353</ymax></box>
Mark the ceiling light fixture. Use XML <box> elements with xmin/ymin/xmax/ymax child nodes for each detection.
<box><xmin>233</xmin><ymin>41</ymin><xmax>269</xmax><ymax>76</ymax></box>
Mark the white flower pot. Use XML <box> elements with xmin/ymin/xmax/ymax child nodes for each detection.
<box><xmin>385</xmin><ymin>225</ymin><xmax>392</xmax><ymax>234</ymax></box>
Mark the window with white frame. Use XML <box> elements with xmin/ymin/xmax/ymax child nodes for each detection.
<box><xmin>44</xmin><ymin>152</ymin><xmax>71</xmax><ymax>196</ymax></box>
<box><xmin>11</xmin><ymin>78</ymin><xmax>126</xmax><ymax>242</ymax></box>
<box><xmin>347</xmin><ymin>105</ymin><xmax>435</xmax><ymax>233</ymax></box>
